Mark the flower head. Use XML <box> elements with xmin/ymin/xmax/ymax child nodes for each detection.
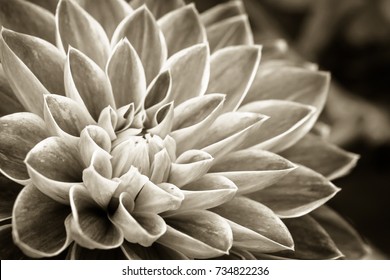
<box><xmin>0</xmin><ymin>0</ymin><xmax>366</xmax><ymax>260</ymax></box>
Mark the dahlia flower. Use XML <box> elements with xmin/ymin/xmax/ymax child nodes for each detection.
<box><xmin>0</xmin><ymin>0</ymin><xmax>367</xmax><ymax>260</ymax></box>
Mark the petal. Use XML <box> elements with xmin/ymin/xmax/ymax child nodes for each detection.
<box><xmin>200</xmin><ymin>0</ymin><xmax>245</xmax><ymax>27</ymax></box>
<box><xmin>249</xmin><ymin>165</ymin><xmax>340</xmax><ymax>218</ymax></box>
<box><xmin>146</xmin><ymin>102</ymin><xmax>174</xmax><ymax>138</ymax></box>
<box><xmin>0</xmin><ymin>174</ymin><xmax>23</xmax><ymax>222</ymax></box>
<box><xmin>77</xmin><ymin>0</ymin><xmax>132</xmax><ymax>39</ymax></box>
<box><xmin>280</xmin><ymin>216</ymin><xmax>343</xmax><ymax>259</ymax></box>
<box><xmin>107</xmin><ymin>38</ymin><xmax>146</xmax><ymax>109</ymax></box>
<box><xmin>116</xmin><ymin>103</ymin><xmax>136</xmax><ymax>132</ymax></box>
<box><xmin>212</xmin><ymin>247</ymin><xmax>257</xmax><ymax>260</ymax></box>
<box><xmin>243</xmin><ymin>66</ymin><xmax>330</xmax><ymax>112</ymax></box>
<box><xmin>0</xmin><ymin>224</ymin><xmax>30</xmax><ymax>260</ymax></box>
<box><xmin>0</xmin><ymin>64</ymin><xmax>24</xmax><ymax>116</ymax></box>
<box><xmin>239</xmin><ymin>100</ymin><xmax>316</xmax><ymax>152</ymax></box>
<box><xmin>207</xmin><ymin>46</ymin><xmax>261</xmax><ymax>113</ymax></box>
<box><xmin>79</xmin><ymin>125</ymin><xmax>111</xmax><ymax>167</ymax></box>
<box><xmin>43</xmin><ymin>94</ymin><xmax>96</xmax><ymax>141</ymax></box>
<box><xmin>1</xmin><ymin>113</ymin><xmax>49</xmax><ymax>184</ymax></box>
<box><xmin>97</xmin><ymin>106</ymin><xmax>118</xmax><ymax>141</ymax></box>
<box><xmin>25</xmin><ymin>137</ymin><xmax>84</xmax><ymax>204</ymax></box>
<box><xmin>158</xmin><ymin>4</ymin><xmax>206</xmax><ymax>57</ymax></box>
<box><xmin>121</xmin><ymin>241</ymin><xmax>189</xmax><ymax>260</ymax></box>
<box><xmin>212</xmin><ymin>197</ymin><xmax>294</xmax><ymax>253</ymax></box>
<box><xmin>311</xmin><ymin>206</ymin><xmax>368</xmax><ymax>259</ymax></box>
<box><xmin>210</xmin><ymin>150</ymin><xmax>296</xmax><ymax>195</ymax></box>
<box><xmin>110</xmin><ymin>192</ymin><xmax>166</xmax><ymax>247</ymax></box>
<box><xmin>169</xmin><ymin>150</ymin><xmax>214</xmax><ymax>188</ymax></box>
<box><xmin>195</xmin><ymin>112</ymin><xmax>268</xmax><ymax>158</ymax></box>
<box><xmin>68</xmin><ymin>243</ymin><xmax>126</xmax><ymax>260</ymax></box>
<box><xmin>280</xmin><ymin>133</ymin><xmax>359</xmax><ymax>180</ymax></box>
<box><xmin>12</xmin><ymin>184</ymin><xmax>71</xmax><ymax>258</ymax></box>
<box><xmin>170</xmin><ymin>94</ymin><xmax>225</xmax><ymax>154</ymax></box>
<box><xmin>0</xmin><ymin>0</ymin><xmax>56</xmax><ymax>44</ymax></box>
<box><xmin>150</xmin><ymin>148</ymin><xmax>172</xmax><ymax>184</ymax></box>
<box><xmin>161</xmin><ymin>43</ymin><xmax>210</xmax><ymax>105</ymax></box>
<box><xmin>65</xmin><ymin>47</ymin><xmax>115</xmax><ymax>120</ymax></box>
<box><xmin>67</xmin><ymin>185</ymin><xmax>123</xmax><ymax>250</ymax></box>
<box><xmin>112</xmin><ymin>6</ymin><xmax>167</xmax><ymax>84</ymax></box>
<box><xmin>56</xmin><ymin>0</ymin><xmax>110</xmax><ymax>68</ymax></box>
<box><xmin>130</xmin><ymin>0</ymin><xmax>185</xmax><ymax>19</ymax></box>
<box><xmin>207</xmin><ymin>15</ymin><xmax>253</xmax><ymax>53</ymax></box>
<box><xmin>175</xmin><ymin>174</ymin><xmax>237</xmax><ymax>212</ymax></box>
<box><xmin>25</xmin><ymin>0</ymin><xmax>58</xmax><ymax>14</ymax></box>
<box><xmin>159</xmin><ymin>210</ymin><xmax>233</xmax><ymax>259</ymax></box>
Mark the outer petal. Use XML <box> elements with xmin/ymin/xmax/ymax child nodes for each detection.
<box><xmin>25</xmin><ymin>137</ymin><xmax>84</xmax><ymax>204</ymax></box>
<box><xmin>210</xmin><ymin>150</ymin><xmax>296</xmax><ymax>195</ymax></box>
<box><xmin>130</xmin><ymin>0</ymin><xmax>185</xmax><ymax>19</ymax></box>
<box><xmin>0</xmin><ymin>224</ymin><xmax>30</xmax><ymax>260</ymax></box>
<box><xmin>159</xmin><ymin>210</ymin><xmax>233</xmax><ymax>259</ymax></box>
<box><xmin>158</xmin><ymin>4</ymin><xmax>206</xmax><ymax>57</ymax></box>
<box><xmin>239</xmin><ymin>100</ymin><xmax>316</xmax><ymax>152</ymax></box>
<box><xmin>25</xmin><ymin>0</ymin><xmax>58</xmax><ymax>14</ymax></box>
<box><xmin>0</xmin><ymin>113</ymin><xmax>49</xmax><ymax>184</ymax></box>
<box><xmin>249</xmin><ymin>166</ymin><xmax>340</xmax><ymax>218</ymax></box>
<box><xmin>68</xmin><ymin>243</ymin><xmax>126</xmax><ymax>260</ymax></box>
<box><xmin>111</xmin><ymin>6</ymin><xmax>167</xmax><ymax>84</ymax></box>
<box><xmin>161</xmin><ymin>43</ymin><xmax>210</xmax><ymax>105</ymax></box>
<box><xmin>121</xmin><ymin>241</ymin><xmax>189</xmax><ymax>260</ymax></box>
<box><xmin>56</xmin><ymin>0</ymin><xmax>110</xmax><ymax>68</ymax></box>
<box><xmin>0</xmin><ymin>174</ymin><xmax>23</xmax><ymax>222</ymax></box>
<box><xmin>0</xmin><ymin>0</ymin><xmax>56</xmax><ymax>44</ymax></box>
<box><xmin>211</xmin><ymin>197</ymin><xmax>294</xmax><ymax>253</ymax></box>
<box><xmin>207</xmin><ymin>46</ymin><xmax>261</xmax><ymax>113</ymax></box>
<box><xmin>200</xmin><ymin>0</ymin><xmax>245</xmax><ymax>27</ymax></box>
<box><xmin>280</xmin><ymin>133</ymin><xmax>359</xmax><ymax>180</ymax></box>
<box><xmin>0</xmin><ymin>64</ymin><xmax>24</xmax><ymax>116</ymax></box>
<box><xmin>12</xmin><ymin>184</ymin><xmax>71</xmax><ymax>258</ymax></box>
<box><xmin>67</xmin><ymin>185</ymin><xmax>123</xmax><ymax>250</ymax></box>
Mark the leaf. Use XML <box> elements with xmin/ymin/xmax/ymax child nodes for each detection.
<box><xmin>249</xmin><ymin>165</ymin><xmax>340</xmax><ymax>218</ymax></box>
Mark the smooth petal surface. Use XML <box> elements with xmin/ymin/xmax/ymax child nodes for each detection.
<box><xmin>281</xmin><ymin>216</ymin><xmax>343</xmax><ymax>259</ymax></box>
<box><xmin>161</xmin><ymin>43</ymin><xmax>210</xmax><ymax>105</ymax></box>
<box><xmin>112</xmin><ymin>6</ymin><xmax>167</xmax><ymax>84</ymax></box>
<box><xmin>25</xmin><ymin>137</ymin><xmax>84</xmax><ymax>204</ymax></box>
<box><xmin>131</xmin><ymin>0</ymin><xmax>185</xmax><ymax>19</ymax></box>
<box><xmin>77</xmin><ymin>0</ymin><xmax>132</xmax><ymax>39</ymax></box>
<box><xmin>169</xmin><ymin>150</ymin><xmax>214</xmax><ymax>188</ymax></box>
<box><xmin>200</xmin><ymin>0</ymin><xmax>245</xmax><ymax>27</ymax></box>
<box><xmin>0</xmin><ymin>113</ymin><xmax>49</xmax><ymax>184</ymax></box>
<box><xmin>212</xmin><ymin>197</ymin><xmax>294</xmax><ymax>253</ymax></box>
<box><xmin>158</xmin><ymin>4</ymin><xmax>206</xmax><ymax>57</ymax></box>
<box><xmin>12</xmin><ymin>184</ymin><xmax>71</xmax><ymax>258</ymax></box>
<box><xmin>0</xmin><ymin>65</ymin><xmax>24</xmax><ymax>116</ymax></box>
<box><xmin>107</xmin><ymin>39</ymin><xmax>146</xmax><ymax>109</ymax></box>
<box><xmin>210</xmin><ymin>150</ymin><xmax>296</xmax><ymax>195</ymax></box>
<box><xmin>280</xmin><ymin>133</ymin><xmax>359</xmax><ymax>180</ymax></box>
<box><xmin>243</xmin><ymin>67</ymin><xmax>330</xmax><ymax>112</ymax></box>
<box><xmin>0</xmin><ymin>175</ymin><xmax>23</xmax><ymax>222</ymax></box>
<box><xmin>160</xmin><ymin>210</ymin><xmax>233</xmax><ymax>259</ymax></box>
<box><xmin>0</xmin><ymin>0</ymin><xmax>56</xmax><ymax>44</ymax></box>
<box><xmin>207</xmin><ymin>46</ymin><xmax>261</xmax><ymax>113</ymax></box>
<box><xmin>67</xmin><ymin>185</ymin><xmax>123</xmax><ymax>250</ymax></box>
<box><xmin>65</xmin><ymin>47</ymin><xmax>115</xmax><ymax>120</ymax></box>
<box><xmin>312</xmin><ymin>206</ymin><xmax>368</xmax><ymax>259</ymax></box>
<box><xmin>239</xmin><ymin>100</ymin><xmax>316</xmax><ymax>152</ymax></box>
<box><xmin>56</xmin><ymin>0</ymin><xmax>110</xmax><ymax>68</ymax></box>
<box><xmin>249</xmin><ymin>166</ymin><xmax>340</xmax><ymax>218</ymax></box>
<box><xmin>206</xmin><ymin>15</ymin><xmax>253</xmax><ymax>53</ymax></box>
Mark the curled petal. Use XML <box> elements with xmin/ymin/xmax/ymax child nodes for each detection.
<box><xmin>210</xmin><ymin>150</ymin><xmax>296</xmax><ymax>195</ymax></box>
<box><xmin>0</xmin><ymin>224</ymin><xmax>30</xmax><ymax>260</ymax></box>
<box><xmin>280</xmin><ymin>133</ymin><xmax>359</xmax><ymax>180</ymax></box>
<box><xmin>150</xmin><ymin>149</ymin><xmax>172</xmax><ymax>184</ymax></box>
<box><xmin>67</xmin><ymin>185</ymin><xmax>123</xmax><ymax>250</ymax></box>
<box><xmin>161</xmin><ymin>43</ymin><xmax>210</xmax><ymax>105</ymax></box>
<box><xmin>112</xmin><ymin>6</ymin><xmax>167</xmax><ymax>84</ymax></box>
<box><xmin>146</xmin><ymin>102</ymin><xmax>174</xmax><ymax>138</ymax></box>
<box><xmin>207</xmin><ymin>46</ymin><xmax>261</xmax><ymax>113</ymax></box>
<box><xmin>159</xmin><ymin>210</ymin><xmax>233</xmax><ymax>259</ymax></box>
<box><xmin>158</xmin><ymin>4</ymin><xmax>206</xmax><ymax>57</ymax></box>
<box><xmin>134</xmin><ymin>181</ymin><xmax>184</xmax><ymax>214</ymax></box>
<box><xmin>79</xmin><ymin>125</ymin><xmax>111</xmax><ymax>167</ymax></box>
<box><xmin>116</xmin><ymin>103</ymin><xmax>135</xmax><ymax>133</ymax></box>
<box><xmin>171</xmin><ymin>94</ymin><xmax>225</xmax><ymax>154</ymax></box>
<box><xmin>0</xmin><ymin>0</ymin><xmax>55</xmax><ymax>44</ymax></box>
<box><xmin>77</xmin><ymin>0</ymin><xmax>132</xmax><ymax>39</ymax></box>
<box><xmin>0</xmin><ymin>175</ymin><xmax>23</xmax><ymax>222</ymax></box>
<box><xmin>65</xmin><ymin>47</ymin><xmax>115</xmax><ymax>120</ymax></box>
<box><xmin>239</xmin><ymin>100</ymin><xmax>316</xmax><ymax>152</ymax></box>
<box><xmin>0</xmin><ymin>113</ymin><xmax>49</xmax><ymax>184</ymax></box>
<box><xmin>207</xmin><ymin>15</ymin><xmax>253</xmax><ymax>53</ymax></box>
<box><xmin>249</xmin><ymin>165</ymin><xmax>341</xmax><ymax>218</ymax></box>
<box><xmin>212</xmin><ymin>197</ymin><xmax>294</xmax><ymax>253</ymax></box>
<box><xmin>97</xmin><ymin>106</ymin><xmax>118</xmax><ymax>141</ymax></box>
<box><xmin>25</xmin><ymin>137</ymin><xmax>84</xmax><ymax>204</ymax></box>
<box><xmin>12</xmin><ymin>184</ymin><xmax>71</xmax><ymax>258</ymax></box>
<box><xmin>107</xmin><ymin>38</ymin><xmax>146</xmax><ymax>110</ymax></box>
<box><xmin>169</xmin><ymin>150</ymin><xmax>213</xmax><ymax>188</ymax></box>
<box><xmin>110</xmin><ymin>192</ymin><xmax>166</xmax><ymax>247</ymax></box>
<box><xmin>200</xmin><ymin>0</ymin><xmax>245</xmax><ymax>27</ymax></box>
<box><xmin>56</xmin><ymin>0</ymin><xmax>110</xmax><ymax>68</ymax></box>
<box><xmin>131</xmin><ymin>0</ymin><xmax>185</xmax><ymax>19</ymax></box>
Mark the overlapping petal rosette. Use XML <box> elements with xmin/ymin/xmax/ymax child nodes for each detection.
<box><xmin>0</xmin><ymin>0</ymin><xmax>367</xmax><ymax>260</ymax></box>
